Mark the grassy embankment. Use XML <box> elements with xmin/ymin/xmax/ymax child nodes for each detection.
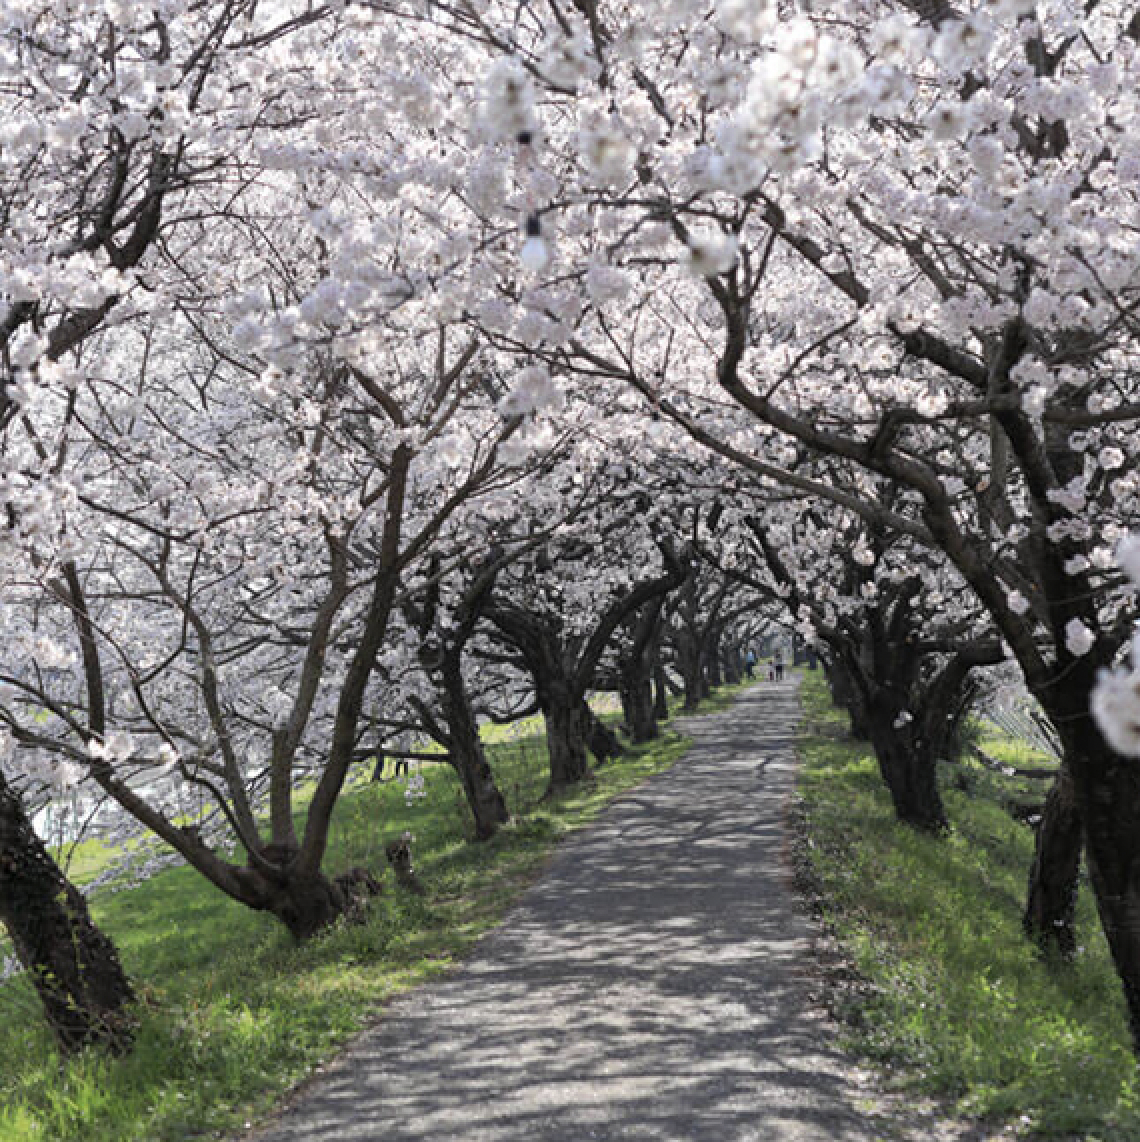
<box><xmin>1</xmin><ymin>686</ymin><xmax>743</xmax><ymax>1142</ymax></box>
<box><xmin>797</xmin><ymin>669</ymin><xmax>1139</xmax><ymax>1139</ymax></box>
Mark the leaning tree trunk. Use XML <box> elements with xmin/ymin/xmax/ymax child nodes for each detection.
<box><xmin>448</xmin><ymin>723</ymin><xmax>512</xmax><ymax>841</ymax></box>
<box><xmin>1023</xmin><ymin>763</ymin><xmax>1081</xmax><ymax>960</ymax></box>
<box><xmin>0</xmin><ymin>773</ymin><xmax>135</xmax><ymax>1054</ymax></box>
<box><xmin>439</xmin><ymin>652</ymin><xmax>510</xmax><ymax>840</ymax></box>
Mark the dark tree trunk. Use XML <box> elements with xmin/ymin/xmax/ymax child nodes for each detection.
<box><xmin>618</xmin><ymin>679</ymin><xmax>637</xmax><ymax>738</ymax></box>
<box><xmin>449</xmin><ymin>739</ymin><xmax>511</xmax><ymax>840</ymax></box>
<box><xmin>1023</xmin><ymin>763</ymin><xmax>1081</xmax><ymax>960</ymax></box>
<box><xmin>267</xmin><ymin>872</ymin><xmax>351</xmax><ymax>941</ymax></box>
<box><xmin>1079</xmin><ymin>749</ymin><xmax>1140</xmax><ymax>1050</ymax></box>
<box><xmin>543</xmin><ymin>695</ymin><xmax>593</xmax><ymax>793</ymax></box>
<box><xmin>982</xmin><ymin>578</ymin><xmax>1140</xmax><ymax>1042</ymax></box>
<box><xmin>706</xmin><ymin>645</ymin><xmax>723</xmax><ymax>688</ymax></box>
<box><xmin>584</xmin><ymin>701</ymin><xmax>625</xmax><ymax>764</ymax></box>
<box><xmin>918</xmin><ymin>655</ymin><xmax>986</xmax><ymax>770</ymax></box>
<box><xmin>239</xmin><ymin>847</ymin><xmax>381</xmax><ymax>941</ymax></box>
<box><xmin>672</xmin><ymin>605</ymin><xmax>712</xmax><ymax>713</ymax></box>
<box><xmin>0</xmin><ymin>774</ymin><xmax>136</xmax><ymax>1054</ymax></box>
<box><xmin>486</xmin><ymin>552</ymin><xmax>687</xmax><ymax>799</ymax></box>
<box><xmin>618</xmin><ymin>602</ymin><xmax>664</xmax><ymax>743</ymax></box>
<box><xmin>677</xmin><ymin>641</ymin><xmax>704</xmax><ymax>712</ymax></box>
<box><xmin>682</xmin><ymin>666</ymin><xmax>702</xmax><ymax>712</ymax></box>
<box><xmin>853</xmin><ymin>642</ymin><xmax>980</xmax><ymax>835</ymax></box>
<box><xmin>866</xmin><ymin>715</ymin><xmax>949</xmax><ymax>833</ymax></box>
<box><xmin>1039</xmin><ymin>687</ymin><xmax>1140</xmax><ymax>1049</ymax></box>
<box><xmin>622</xmin><ymin>675</ymin><xmax>659</xmax><ymax>742</ymax></box>
<box><xmin>824</xmin><ymin>656</ymin><xmax>871</xmax><ymax>740</ymax></box>
<box><xmin>439</xmin><ymin>652</ymin><xmax>510</xmax><ymax>840</ymax></box>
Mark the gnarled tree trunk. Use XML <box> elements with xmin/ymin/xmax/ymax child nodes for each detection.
<box><xmin>543</xmin><ymin>692</ymin><xmax>593</xmax><ymax>793</ymax></box>
<box><xmin>236</xmin><ymin>843</ymin><xmax>381</xmax><ymax>941</ymax></box>
<box><xmin>865</xmin><ymin>712</ymin><xmax>949</xmax><ymax>833</ymax></box>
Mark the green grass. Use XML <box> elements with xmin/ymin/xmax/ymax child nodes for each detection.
<box><xmin>797</xmin><ymin>670</ymin><xmax>1140</xmax><ymax>1139</ymax></box>
<box><xmin>0</xmin><ymin>687</ymin><xmax>745</xmax><ymax>1142</ymax></box>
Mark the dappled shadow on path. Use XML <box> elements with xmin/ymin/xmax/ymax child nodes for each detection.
<box><xmin>252</xmin><ymin>680</ymin><xmax>888</xmax><ymax>1142</ymax></box>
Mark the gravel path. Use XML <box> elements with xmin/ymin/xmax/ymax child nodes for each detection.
<box><xmin>248</xmin><ymin>679</ymin><xmax>902</xmax><ymax>1142</ymax></box>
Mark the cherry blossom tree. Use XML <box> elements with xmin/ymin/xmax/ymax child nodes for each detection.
<box><xmin>482</xmin><ymin>487</ymin><xmax>690</xmax><ymax>794</ymax></box>
<box><xmin>7</xmin><ymin>0</ymin><xmax>1140</xmax><ymax>1058</ymax></box>
<box><xmin>400</xmin><ymin>0</ymin><xmax>1140</xmax><ymax>1034</ymax></box>
<box><xmin>737</xmin><ymin>500</ymin><xmax>1003</xmax><ymax>832</ymax></box>
<box><xmin>1</xmin><ymin>0</ymin><xmax>334</xmax><ymax>1042</ymax></box>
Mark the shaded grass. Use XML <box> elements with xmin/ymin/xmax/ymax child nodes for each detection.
<box><xmin>0</xmin><ymin>686</ymin><xmax>736</xmax><ymax>1142</ymax></box>
<box><xmin>797</xmin><ymin>670</ymin><xmax>1140</xmax><ymax>1139</ymax></box>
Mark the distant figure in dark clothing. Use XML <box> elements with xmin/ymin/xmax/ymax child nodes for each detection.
<box><xmin>774</xmin><ymin>658</ymin><xmax>785</xmax><ymax>681</ymax></box>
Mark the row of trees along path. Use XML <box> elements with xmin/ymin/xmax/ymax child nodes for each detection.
<box><xmin>4</xmin><ymin>0</ymin><xmax>1140</xmax><ymax>1073</ymax></box>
